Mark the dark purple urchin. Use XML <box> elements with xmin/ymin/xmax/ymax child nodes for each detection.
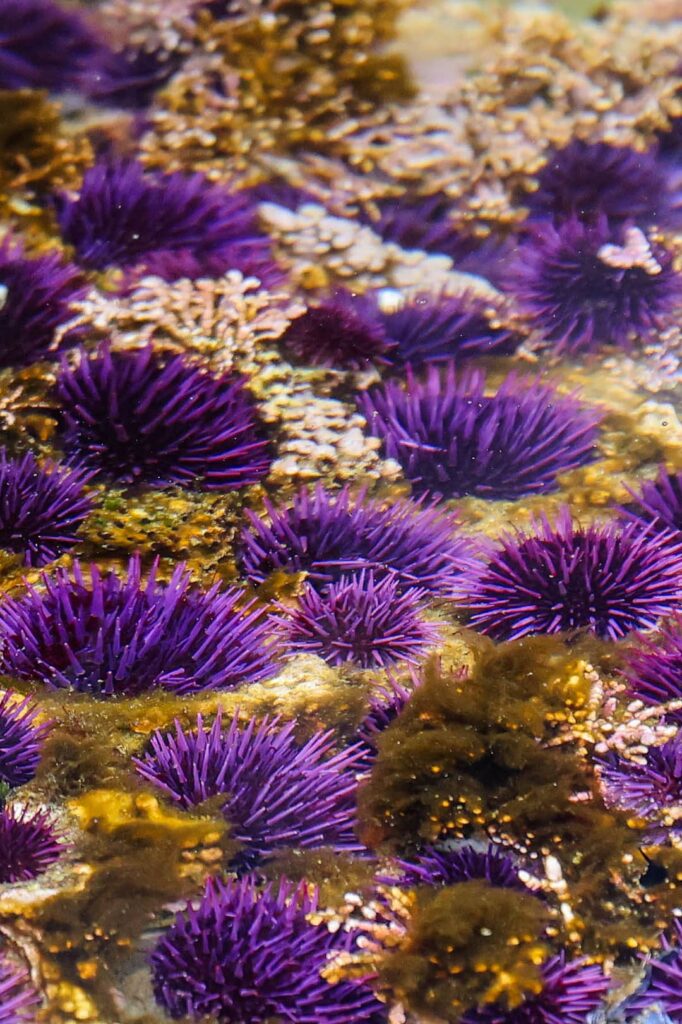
<box><xmin>280</xmin><ymin>291</ymin><xmax>394</xmax><ymax>371</ymax></box>
<box><xmin>627</xmin><ymin>920</ymin><xmax>682</xmax><ymax>1022</ymax></box>
<box><xmin>0</xmin><ymin>450</ymin><xmax>91</xmax><ymax>567</ymax></box>
<box><xmin>0</xmin><ymin>0</ymin><xmax>99</xmax><ymax>91</ymax></box>
<box><xmin>150</xmin><ymin>875</ymin><xmax>387</xmax><ymax>1023</ymax></box>
<box><xmin>0</xmin><ymin>556</ymin><xmax>276</xmax><ymax>697</ymax></box>
<box><xmin>0</xmin><ymin>239</ymin><xmax>86</xmax><ymax>368</ymax></box>
<box><xmin>0</xmin><ymin>690</ymin><xmax>50</xmax><ymax>788</ymax></box>
<box><xmin>460</xmin><ymin>955</ymin><xmax>609</xmax><ymax>1024</ymax></box>
<box><xmin>622</xmin><ymin>466</ymin><xmax>682</xmax><ymax>541</ymax></box>
<box><xmin>380</xmin><ymin>292</ymin><xmax>519</xmax><ymax>368</ymax></box>
<box><xmin>597</xmin><ymin>731</ymin><xmax>682</xmax><ymax>827</ymax></box>
<box><xmin>525</xmin><ymin>140</ymin><xmax>671</xmax><ymax>226</ymax></box>
<box><xmin>381</xmin><ymin>843</ymin><xmax>536</xmax><ymax>893</ymax></box>
<box><xmin>84</xmin><ymin>45</ymin><xmax>182</xmax><ymax>110</ymax></box>
<box><xmin>134</xmin><ymin>711</ymin><xmax>362</xmax><ymax>857</ymax></box>
<box><xmin>0</xmin><ymin>954</ymin><xmax>39</xmax><ymax>1024</ymax></box>
<box><xmin>239</xmin><ymin>485</ymin><xmax>474</xmax><ymax>598</ymax></box>
<box><xmin>354</xmin><ymin>676</ymin><xmax>416</xmax><ymax>770</ymax></box>
<box><xmin>358</xmin><ymin>364</ymin><xmax>601</xmax><ymax>501</ymax></box>
<box><xmin>55</xmin><ymin>345</ymin><xmax>270</xmax><ymax>490</ymax></box>
<box><xmin>625</xmin><ymin>618</ymin><xmax>682</xmax><ymax>721</ymax></box>
<box><xmin>0</xmin><ymin>806</ymin><xmax>61</xmax><ymax>883</ymax></box>
<box><xmin>509</xmin><ymin>218</ymin><xmax>680</xmax><ymax>356</ymax></box>
<box><xmin>279</xmin><ymin>571</ymin><xmax>441</xmax><ymax>668</ymax></box>
<box><xmin>463</xmin><ymin>510</ymin><xmax>682</xmax><ymax>642</ymax></box>
<box><xmin>55</xmin><ymin>161</ymin><xmax>275</xmax><ymax>281</ymax></box>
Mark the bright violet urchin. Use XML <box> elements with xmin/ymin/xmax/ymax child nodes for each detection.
<box><xmin>0</xmin><ymin>954</ymin><xmax>40</xmax><ymax>1023</ymax></box>
<box><xmin>0</xmin><ymin>239</ymin><xmax>86</xmax><ymax>367</ymax></box>
<box><xmin>0</xmin><ymin>556</ymin><xmax>276</xmax><ymax>697</ymax></box>
<box><xmin>625</xmin><ymin>617</ymin><xmax>682</xmax><ymax>721</ymax></box>
<box><xmin>627</xmin><ymin>920</ymin><xmax>682</xmax><ymax>1022</ymax></box>
<box><xmin>381</xmin><ymin>843</ymin><xmax>537</xmax><ymax>893</ymax></box>
<box><xmin>463</xmin><ymin>510</ymin><xmax>682</xmax><ymax>642</ymax></box>
<box><xmin>279</xmin><ymin>571</ymin><xmax>441</xmax><ymax>668</ymax></box>
<box><xmin>280</xmin><ymin>291</ymin><xmax>395</xmax><ymax>371</ymax></box>
<box><xmin>0</xmin><ymin>450</ymin><xmax>92</xmax><ymax>567</ymax></box>
<box><xmin>509</xmin><ymin>217</ymin><xmax>680</xmax><ymax>356</ymax></box>
<box><xmin>623</xmin><ymin>466</ymin><xmax>682</xmax><ymax>541</ymax></box>
<box><xmin>460</xmin><ymin>955</ymin><xmax>609</xmax><ymax>1024</ymax></box>
<box><xmin>55</xmin><ymin>160</ymin><xmax>276</xmax><ymax>282</ymax></box>
<box><xmin>526</xmin><ymin>140</ymin><xmax>672</xmax><ymax>226</ymax></box>
<box><xmin>358</xmin><ymin>364</ymin><xmax>601</xmax><ymax>501</ymax></box>
<box><xmin>55</xmin><ymin>345</ymin><xmax>270</xmax><ymax>490</ymax></box>
<box><xmin>134</xmin><ymin>711</ymin><xmax>363</xmax><ymax>858</ymax></box>
<box><xmin>379</xmin><ymin>292</ymin><xmax>519</xmax><ymax>368</ymax></box>
<box><xmin>0</xmin><ymin>806</ymin><xmax>61</xmax><ymax>883</ymax></box>
<box><xmin>0</xmin><ymin>690</ymin><xmax>50</xmax><ymax>788</ymax></box>
<box><xmin>150</xmin><ymin>875</ymin><xmax>387</xmax><ymax>1023</ymax></box>
<box><xmin>239</xmin><ymin>484</ymin><xmax>474</xmax><ymax>598</ymax></box>
<box><xmin>597</xmin><ymin>731</ymin><xmax>682</xmax><ymax>828</ymax></box>
<box><xmin>0</xmin><ymin>0</ymin><xmax>99</xmax><ymax>91</ymax></box>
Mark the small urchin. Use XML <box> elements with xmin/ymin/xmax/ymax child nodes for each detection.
<box><xmin>354</xmin><ymin>676</ymin><xmax>417</xmax><ymax>771</ymax></box>
<box><xmin>280</xmin><ymin>291</ymin><xmax>395</xmax><ymax>371</ymax></box>
<box><xmin>381</xmin><ymin>843</ymin><xmax>539</xmax><ymax>894</ymax></box>
<box><xmin>358</xmin><ymin>364</ymin><xmax>601</xmax><ymax>501</ymax></box>
<box><xmin>239</xmin><ymin>484</ymin><xmax>474</xmax><ymax>599</ymax></box>
<box><xmin>55</xmin><ymin>345</ymin><xmax>270</xmax><ymax>490</ymax></box>
<box><xmin>625</xmin><ymin>617</ymin><xmax>682</xmax><ymax>721</ymax></box>
<box><xmin>0</xmin><ymin>806</ymin><xmax>61</xmax><ymax>883</ymax></box>
<box><xmin>0</xmin><ymin>449</ymin><xmax>92</xmax><ymax>567</ymax></box>
<box><xmin>150</xmin><ymin>875</ymin><xmax>387</xmax><ymax>1023</ymax></box>
<box><xmin>0</xmin><ymin>0</ymin><xmax>99</xmax><ymax>91</ymax></box>
<box><xmin>509</xmin><ymin>218</ymin><xmax>680</xmax><ymax>356</ymax></box>
<box><xmin>626</xmin><ymin>920</ymin><xmax>682</xmax><ymax>1022</ymax></box>
<box><xmin>134</xmin><ymin>711</ymin><xmax>363</xmax><ymax>860</ymax></box>
<box><xmin>55</xmin><ymin>160</ymin><xmax>276</xmax><ymax>281</ymax></box>
<box><xmin>279</xmin><ymin>571</ymin><xmax>441</xmax><ymax>668</ymax></box>
<box><xmin>0</xmin><ymin>690</ymin><xmax>51</xmax><ymax>789</ymax></box>
<box><xmin>460</xmin><ymin>954</ymin><xmax>609</xmax><ymax>1024</ymax></box>
<box><xmin>462</xmin><ymin>510</ymin><xmax>682</xmax><ymax>641</ymax></box>
<box><xmin>0</xmin><ymin>238</ymin><xmax>86</xmax><ymax>367</ymax></box>
<box><xmin>0</xmin><ymin>556</ymin><xmax>277</xmax><ymax>697</ymax></box>
<box><xmin>0</xmin><ymin>953</ymin><xmax>40</xmax><ymax>1023</ymax></box>
<box><xmin>622</xmin><ymin>466</ymin><xmax>682</xmax><ymax>541</ymax></box>
<box><xmin>597</xmin><ymin>731</ymin><xmax>682</xmax><ymax>830</ymax></box>
<box><xmin>525</xmin><ymin>140</ymin><xmax>671</xmax><ymax>226</ymax></box>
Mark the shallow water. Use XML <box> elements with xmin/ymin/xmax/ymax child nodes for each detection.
<box><xmin>0</xmin><ymin>1</ymin><xmax>680</xmax><ymax>1022</ymax></box>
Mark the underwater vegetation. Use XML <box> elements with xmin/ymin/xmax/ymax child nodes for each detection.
<box><xmin>0</xmin><ymin>0</ymin><xmax>680</xmax><ymax>1021</ymax></box>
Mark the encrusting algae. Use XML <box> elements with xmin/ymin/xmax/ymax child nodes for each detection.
<box><xmin>0</xmin><ymin>0</ymin><xmax>680</xmax><ymax>1022</ymax></box>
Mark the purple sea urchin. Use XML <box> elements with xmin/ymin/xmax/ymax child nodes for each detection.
<box><xmin>509</xmin><ymin>218</ymin><xmax>680</xmax><ymax>355</ymax></box>
<box><xmin>380</xmin><ymin>293</ymin><xmax>518</xmax><ymax>368</ymax></box>
<box><xmin>0</xmin><ymin>806</ymin><xmax>61</xmax><ymax>883</ymax></box>
<box><xmin>461</xmin><ymin>955</ymin><xmax>609</xmax><ymax>1024</ymax></box>
<box><xmin>623</xmin><ymin>466</ymin><xmax>682</xmax><ymax>541</ymax></box>
<box><xmin>0</xmin><ymin>556</ymin><xmax>276</xmax><ymax>697</ymax></box>
<box><xmin>0</xmin><ymin>691</ymin><xmax>50</xmax><ymax>788</ymax></box>
<box><xmin>354</xmin><ymin>676</ymin><xmax>416</xmax><ymax>770</ymax></box>
<box><xmin>0</xmin><ymin>0</ymin><xmax>99</xmax><ymax>92</ymax></box>
<box><xmin>0</xmin><ymin>239</ymin><xmax>86</xmax><ymax>367</ymax></box>
<box><xmin>382</xmin><ymin>843</ymin><xmax>536</xmax><ymax>893</ymax></box>
<box><xmin>279</xmin><ymin>571</ymin><xmax>441</xmax><ymax>668</ymax></box>
<box><xmin>627</xmin><ymin>921</ymin><xmax>682</xmax><ymax>1021</ymax></box>
<box><xmin>597</xmin><ymin>731</ymin><xmax>682</xmax><ymax>827</ymax></box>
<box><xmin>0</xmin><ymin>450</ymin><xmax>91</xmax><ymax>566</ymax></box>
<box><xmin>625</xmin><ymin>618</ymin><xmax>682</xmax><ymax>720</ymax></box>
<box><xmin>358</xmin><ymin>364</ymin><xmax>601</xmax><ymax>500</ymax></box>
<box><xmin>150</xmin><ymin>875</ymin><xmax>386</xmax><ymax>1023</ymax></box>
<box><xmin>280</xmin><ymin>292</ymin><xmax>394</xmax><ymax>370</ymax></box>
<box><xmin>239</xmin><ymin>485</ymin><xmax>473</xmax><ymax>598</ymax></box>
<box><xmin>526</xmin><ymin>140</ymin><xmax>671</xmax><ymax>226</ymax></box>
<box><xmin>134</xmin><ymin>711</ymin><xmax>362</xmax><ymax>857</ymax></box>
<box><xmin>0</xmin><ymin>954</ymin><xmax>39</xmax><ymax>1023</ymax></box>
<box><xmin>55</xmin><ymin>345</ymin><xmax>269</xmax><ymax>490</ymax></box>
<box><xmin>463</xmin><ymin>510</ymin><xmax>681</xmax><ymax>641</ymax></box>
<box><xmin>55</xmin><ymin>161</ymin><xmax>274</xmax><ymax>279</ymax></box>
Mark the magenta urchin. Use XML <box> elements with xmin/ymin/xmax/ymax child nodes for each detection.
<box><xmin>239</xmin><ymin>484</ymin><xmax>474</xmax><ymax>598</ymax></box>
<box><xmin>55</xmin><ymin>345</ymin><xmax>270</xmax><ymax>490</ymax></box>
<box><xmin>0</xmin><ymin>556</ymin><xmax>277</xmax><ymax>697</ymax></box>
<box><xmin>0</xmin><ymin>806</ymin><xmax>61</xmax><ymax>883</ymax></box>
<box><xmin>622</xmin><ymin>466</ymin><xmax>682</xmax><ymax>542</ymax></box>
<box><xmin>280</xmin><ymin>291</ymin><xmax>395</xmax><ymax>370</ymax></box>
<box><xmin>625</xmin><ymin>617</ymin><xmax>682</xmax><ymax>721</ymax></box>
<box><xmin>508</xmin><ymin>218</ymin><xmax>680</xmax><ymax>356</ymax></box>
<box><xmin>0</xmin><ymin>449</ymin><xmax>92</xmax><ymax>567</ymax></box>
<box><xmin>279</xmin><ymin>571</ymin><xmax>441</xmax><ymax>668</ymax></box>
<box><xmin>354</xmin><ymin>676</ymin><xmax>417</xmax><ymax>771</ymax></box>
<box><xmin>596</xmin><ymin>731</ymin><xmax>682</xmax><ymax>831</ymax></box>
<box><xmin>134</xmin><ymin>711</ymin><xmax>363</xmax><ymax>859</ymax></box>
<box><xmin>0</xmin><ymin>691</ymin><xmax>50</xmax><ymax>789</ymax></box>
<box><xmin>460</xmin><ymin>955</ymin><xmax>609</xmax><ymax>1024</ymax></box>
<box><xmin>626</xmin><ymin>920</ymin><xmax>682</xmax><ymax>1022</ymax></box>
<box><xmin>0</xmin><ymin>953</ymin><xmax>40</xmax><ymax>1023</ymax></box>
<box><xmin>380</xmin><ymin>843</ymin><xmax>539</xmax><ymax>894</ymax></box>
<box><xmin>150</xmin><ymin>875</ymin><xmax>387</xmax><ymax>1023</ymax></box>
<box><xmin>462</xmin><ymin>510</ymin><xmax>682</xmax><ymax>641</ymax></box>
<box><xmin>358</xmin><ymin>364</ymin><xmax>601</xmax><ymax>501</ymax></box>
